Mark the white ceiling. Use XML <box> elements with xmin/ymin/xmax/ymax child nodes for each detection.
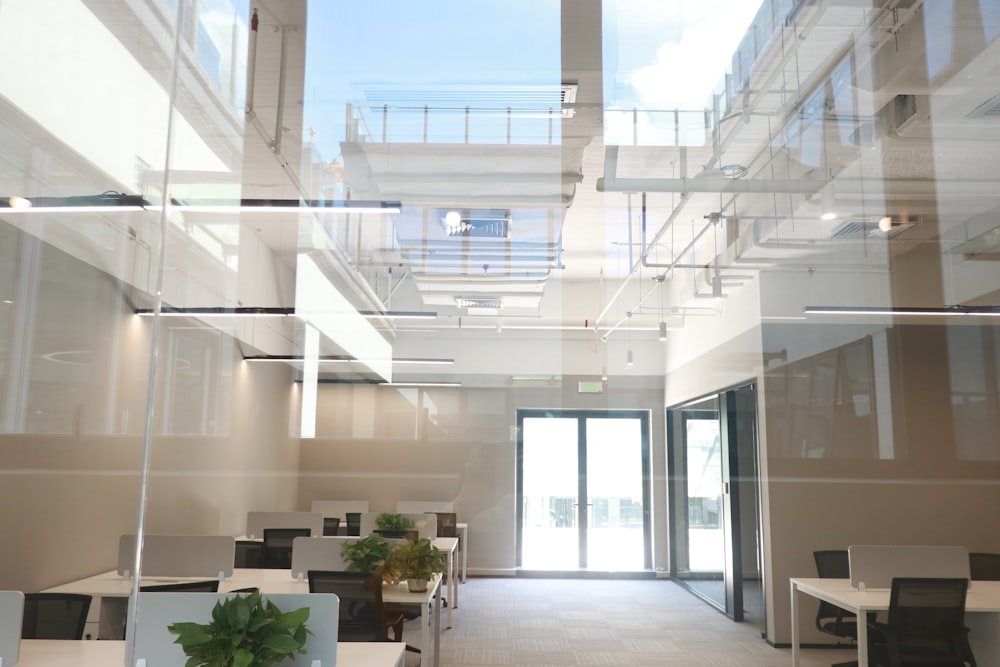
<box><xmin>4</xmin><ymin>0</ymin><xmax>1000</xmax><ymax>385</ymax></box>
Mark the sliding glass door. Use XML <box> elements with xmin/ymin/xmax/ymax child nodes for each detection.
<box><xmin>517</xmin><ymin>409</ymin><xmax>651</xmax><ymax>572</ymax></box>
<box><xmin>667</xmin><ymin>384</ymin><xmax>763</xmax><ymax>626</ymax></box>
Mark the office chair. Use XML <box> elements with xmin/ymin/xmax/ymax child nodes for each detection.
<box><xmin>813</xmin><ymin>549</ymin><xmax>871</xmax><ymax>667</ymax></box>
<box><xmin>346</xmin><ymin>512</ymin><xmax>362</xmax><ymax>537</ymax></box>
<box><xmin>139</xmin><ymin>580</ymin><xmax>220</xmax><ymax>593</ymax></box>
<box><xmin>307</xmin><ymin>570</ymin><xmax>394</xmax><ymax>642</ymax></box>
<box><xmin>969</xmin><ymin>552</ymin><xmax>1000</xmax><ymax>581</ymax></box>
<box><xmin>868</xmin><ymin>577</ymin><xmax>976</xmax><ymax>667</ymax></box>
<box><xmin>235</xmin><ymin>539</ymin><xmax>265</xmax><ymax>568</ymax></box>
<box><xmin>262</xmin><ymin>528</ymin><xmax>310</xmax><ymax>569</ymax></box>
<box><xmin>323</xmin><ymin>517</ymin><xmax>342</xmax><ymax>536</ymax></box>
<box><xmin>21</xmin><ymin>593</ymin><xmax>92</xmax><ymax>639</ymax></box>
<box><xmin>434</xmin><ymin>512</ymin><xmax>458</xmax><ymax>538</ymax></box>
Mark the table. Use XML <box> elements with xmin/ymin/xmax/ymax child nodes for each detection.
<box><xmin>17</xmin><ymin>639</ymin><xmax>405</xmax><ymax>667</ymax></box>
<box><xmin>44</xmin><ymin>570</ymin><xmax>444</xmax><ymax>667</ymax></box>
<box><xmin>790</xmin><ymin>577</ymin><xmax>1000</xmax><ymax>667</ymax></box>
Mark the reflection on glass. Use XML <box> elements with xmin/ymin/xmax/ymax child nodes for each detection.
<box><xmin>685</xmin><ymin>418</ymin><xmax>723</xmax><ymax>574</ymax></box>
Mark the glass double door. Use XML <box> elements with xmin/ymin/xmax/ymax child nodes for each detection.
<box><xmin>516</xmin><ymin>410</ymin><xmax>651</xmax><ymax>572</ymax></box>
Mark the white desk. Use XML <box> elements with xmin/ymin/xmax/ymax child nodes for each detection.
<box><xmin>44</xmin><ymin>570</ymin><xmax>443</xmax><ymax>667</ymax></box>
<box><xmin>790</xmin><ymin>577</ymin><xmax>1000</xmax><ymax>667</ymax></box>
<box><xmin>17</xmin><ymin>639</ymin><xmax>405</xmax><ymax>667</ymax></box>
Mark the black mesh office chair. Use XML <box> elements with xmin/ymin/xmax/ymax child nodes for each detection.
<box><xmin>262</xmin><ymin>528</ymin><xmax>311</xmax><ymax>569</ymax></box>
<box><xmin>21</xmin><ymin>593</ymin><xmax>92</xmax><ymax>639</ymax></box>
<box><xmin>323</xmin><ymin>517</ymin><xmax>342</xmax><ymax>536</ymax></box>
<box><xmin>868</xmin><ymin>577</ymin><xmax>976</xmax><ymax>667</ymax></box>
<box><xmin>307</xmin><ymin>570</ymin><xmax>393</xmax><ymax>642</ymax></box>
<box><xmin>235</xmin><ymin>539</ymin><xmax>265</xmax><ymax>568</ymax></box>
<box><xmin>346</xmin><ymin>512</ymin><xmax>362</xmax><ymax>537</ymax></box>
<box><xmin>969</xmin><ymin>552</ymin><xmax>1000</xmax><ymax>581</ymax></box>
<box><xmin>814</xmin><ymin>549</ymin><xmax>870</xmax><ymax>667</ymax></box>
<box><xmin>139</xmin><ymin>580</ymin><xmax>220</xmax><ymax>593</ymax></box>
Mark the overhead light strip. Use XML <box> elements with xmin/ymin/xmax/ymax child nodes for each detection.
<box><xmin>3</xmin><ymin>194</ymin><xmax>400</xmax><ymax>214</ymax></box>
<box><xmin>135</xmin><ymin>307</ymin><xmax>436</xmax><ymax>320</ymax></box>
<box><xmin>804</xmin><ymin>305</ymin><xmax>1000</xmax><ymax>317</ymax></box>
<box><xmin>244</xmin><ymin>355</ymin><xmax>454</xmax><ymax>366</ymax></box>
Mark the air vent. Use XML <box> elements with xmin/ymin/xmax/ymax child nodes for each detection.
<box><xmin>441</xmin><ymin>210</ymin><xmax>511</xmax><ymax>238</ymax></box>
<box><xmin>831</xmin><ymin>218</ymin><xmax>914</xmax><ymax>239</ymax></box>
<box><xmin>456</xmin><ymin>297</ymin><xmax>503</xmax><ymax>310</ymax></box>
<box><xmin>968</xmin><ymin>93</ymin><xmax>1000</xmax><ymax>119</ymax></box>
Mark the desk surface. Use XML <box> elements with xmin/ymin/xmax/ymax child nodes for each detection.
<box><xmin>17</xmin><ymin>639</ymin><xmax>404</xmax><ymax>667</ymax></box>
<box><xmin>45</xmin><ymin>568</ymin><xmax>441</xmax><ymax>606</ymax></box>
<box><xmin>792</xmin><ymin>577</ymin><xmax>1000</xmax><ymax>612</ymax></box>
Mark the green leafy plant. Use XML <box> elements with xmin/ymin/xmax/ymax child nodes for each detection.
<box><xmin>167</xmin><ymin>590</ymin><xmax>311</xmax><ymax>667</ymax></box>
<box><xmin>381</xmin><ymin>537</ymin><xmax>446</xmax><ymax>583</ymax></box>
<box><xmin>340</xmin><ymin>533</ymin><xmax>391</xmax><ymax>574</ymax></box>
<box><xmin>374</xmin><ymin>512</ymin><xmax>416</xmax><ymax>532</ymax></box>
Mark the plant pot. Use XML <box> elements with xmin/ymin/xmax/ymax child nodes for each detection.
<box><xmin>407</xmin><ymin>578</ymin><xmax>428</xmax><ymax>593</ymax></box>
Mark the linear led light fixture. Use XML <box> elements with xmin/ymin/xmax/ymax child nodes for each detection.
<box><xmin>172</xmin><ymin>198</ymin><xmax>401</xmax><ymax>214</ymax></box>
<box><xmin>3</xmin><ymin>193</ymin><xmax>151</xmax><ymax>213</ymax></box>
<box><xmin>136</xmin><ymin>307</ymin><xmax>292</xmax><ymax>317</ymax></box>
<box><xmin>136</xmin><ymin>307</ymin><xmax>437</xmax><ymax>319</ymax></box>
<box><xmin>382</xmin><ymin>381</ymin><xmax>461</xmax><ymax>387</ymax></box>
<box><xmin>804</xmin><ymin>305</ymin><xmax>1000</xmax><ymax>317</ymax></box>
<box><xmin>244</xmin><ymin>355</ymin><xmax>454</xmax><ymax>365</ymax></box>
<box><xmin>3</xmin><ymin>194</ymin><xmax>400</xmax><ymax>214</ymax></box>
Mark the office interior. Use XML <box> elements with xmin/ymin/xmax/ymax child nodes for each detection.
<box><xmin>2</xmin><ymin>0</ymin><xmax>1000</xmax><ymax>657</ymax></box>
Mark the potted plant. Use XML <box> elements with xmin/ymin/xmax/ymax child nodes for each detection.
<box><xmin>167</xmin><ymin>590</ymin><xmax>311</xmax><ymax>667</ymax></box>
<box><xmin>381</xmin><ymin>537</ymin><xmax>446</xmax><ymax>592</ymax></box>
<box><xmin>340</xmin><ymin>533</ymin><xmax>391</xmax><ymax>575</ymax></box>
<box><xmin>373</xmin><ymin>512</ymin><xmax>416</xmax><ymax>538</ymax></box>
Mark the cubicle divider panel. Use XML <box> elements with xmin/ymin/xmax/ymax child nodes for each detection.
<box><xmin>310</xmin><ymin>500</ymin><xmax>370</xmax><ymax>519</ymax></box>
<box><xmin>396</xmin><ymin>501</ymin><xmax>455</xmax><ymax>514</ymax></box>
<box><xmin>0</xmin><ymin>590</ymin><xmax>24</xmax><ymax>665</ymax></box>
<box><xmin>129</xmin><ymin>592</ymin><xmax>339</xmax><ymax>667</ymax></box>
<box><xmin>848</xmin><ymin>545</ymin><xmax>971</xmax><ymax>590</ymax></box>
<box><xmin>117</xmin><ymin>535</ymin><xmax>235</xmax><ymax>578</ymax></box>
<box><xmin>245</xmin><ymin>512</ymin><xmax>324</xmax><ymax>539</ymax></box>
<box><xmin>360</xmin><ymin>512</ymin><xmax>437</xmax><ymax>539</ymax></box>
<box><xmin>290</xmin><ymin>537</ymin><xmax>351</xmax><ymax>579</ymax></box>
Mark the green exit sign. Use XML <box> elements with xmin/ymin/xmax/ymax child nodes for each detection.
<box><xmin>577</xmin><ymin>381</ymin><xmax>604</xmax><ymax>394</ymax></box>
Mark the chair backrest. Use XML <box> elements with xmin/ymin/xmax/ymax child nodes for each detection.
<box><xmin>346</xmin><ymin>513</ymin><xmax>362</xmax><ymax>536</ymax></box>
<box><xmin>307</xmin><ymin>570</ymin><xmax>386</xmax><ymax>642</ymax></box>
<box><xmin>323</xmin><ymin>517</ymin><xmax>342</xmax><ymax>536</ymax></box>
<box><xmin>435</xmin><ymin>512</ymin><xmax>458</xmax><ymax>538</ymax></box>
<box><xmin>814</xmin><ymin>549</ymin><xmax>850</xmax><ymax>579</ymax></box>
<box><xmin>888</xmin><ymin>577</ymin><xmax>968</xmax><ymax>633</ymax></box>
<box><xmin>139</xmin><ymin>580</ymin><xmax>220</xmax><ymax>593</ymax></box>
<box><xmin>813</xmin><ymin>549</ymin><xmax>856</xmax><ymax>638</ymax></box>
<box><xmin>21</xmin><ymin>593</ymin><xmax>92</xmax><ymax>639</ymax></box>
<box><xmin>263</xmin><ymin>528</ymin><xmax>312</xmax><ymax>569</ymax></box>
<box><xmin>235</xmin><ymin>540</ymin><xmax>265</xmax><ymax>568</ymax></box>
<box><xmin>969</xmin><ymin>552</ymin><xmax>1000</xmax><ymax>581</ymax></box>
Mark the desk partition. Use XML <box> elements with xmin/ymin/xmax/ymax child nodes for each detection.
<box><xmin>0</xmin><ymin>590</ymin><xmax>24</xmax><ymax>667</ymax></box>
<box><xmin>128</xmin><ymin>592</ymin><xmax>339</xmax><ymax>667</ymax></box>
<box><xmin>289</xmin><ymin>537</ymin><xmax>409</xmax><ymax>580</ymax></box>
<box><xmin>360</xmin><ymin>512</ymin><xmax>436</xmax><ymax>539</ymax></box>
<box><xmin>117</xmin><ymin>535</ymin><xmax>235</xmax><ymax>579</ymax></box>
<box><xmin>848</xmin><ymin>545</ymin><xmax>970</xmax><ymax>589</ymax></box>
<box><xmin>245</xmin><ymin>511</ymin><xmax>324</xmax><ymax>539</ymax></box>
